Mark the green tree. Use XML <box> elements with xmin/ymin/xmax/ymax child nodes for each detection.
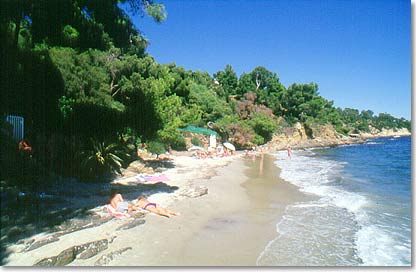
<box><xmin>237</xmin><ymin>72</ymin><xmax>256</xmax><ymax>97</ymax></box>
<box><xmin>236</xmin><ymin>67</ymin><xmax>285</xmax><ymax>112</ymax></box>
<box><xmin>279</xmin><ymin>82</ymin><xmax>319</xmax><ymax>123</ymax></box>
<box><xmin>248</xmin><ymin>113</ymin><xmax>278</xmax><ymax>142</ymax></box>
<box><xmin>0</xmin><ymin>0</ymin><xmax>32</xmax><ymax>51</ymax></box>
<box><xmin>1</xmin><ymin>0</ymin><xmax>165</xmax><ymax>51</ymax></box>
<box><xmin>213</xmin><ymin>64</ymin><xmax>238</xmax><ymax>100</ymax></box>
<box><xmin>188</xmin><ymin>83</ymin><xmax>232</xmax><ymax>124</ymax></box>
<box><xmin>248</xmin><ymin>66</ymin><xmax>285</xmax><ymax>105</ymax></box>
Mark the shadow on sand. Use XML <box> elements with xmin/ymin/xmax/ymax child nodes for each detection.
<box><xmin>0</xmin><ymin>180</ymin><xmax>179</xmax><ymax>265</ymax></box>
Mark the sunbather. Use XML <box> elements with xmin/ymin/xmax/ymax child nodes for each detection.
<box><xmin>136</xmin><ymin>195</ymin><xmax>180</xmax><ymax>218</ymax></box>
<box><xmin>107</xmin><ymin>193</ymin><xmax>141</xmax><ymax>218</ymax></box>
<box><xmin>107</xmin><ymin>193</ymin><xmax>179</xmax><ymax>218</ymax></box>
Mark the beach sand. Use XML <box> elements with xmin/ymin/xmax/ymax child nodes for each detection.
<box><xmin>4</xmin><ymin>153</ymin><xmax>312</xmax><ymax>266</ymax></box>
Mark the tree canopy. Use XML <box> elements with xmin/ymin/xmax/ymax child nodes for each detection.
<box><xmin>1</xmin><ymin>1</ymin><xmax>410</xmax><ymax>182</ymax></box>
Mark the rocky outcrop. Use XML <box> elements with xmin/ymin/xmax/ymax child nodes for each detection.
<box><xmin>21</xmin><ymin>215</ymin><xmax>113</xmax><ymax>252</ymax></box>
<box><xmin>94</xmin><ymin>247</ymin><xmax>132</xmax><ymax>266</ymax></box>
<box><xmin>267</xmin><ymin>122</ymin><xmax>411</xmax><ymax>151</ymax></box>
<box><xmin>121</xmin><ymin>160</ymin><xmax>155</xmax><ymax>177</ymax></box>
<box><xmin>359</xmin><ymin>127</ymin><xmax>411</xmax><ymax>139</ymax></box>
<box><xmin>24</xmin><ymin>236</ymin><xmax>60</xmax><ymax>252</ymax></box>
<box><xmin>266</xmin><ymin>123</ymin><xmax>363</xmax><ymax>150</ymax></box>
<box><xmin>34</xmin><ymin>237</ymin><xmax>115</xmax><ymax>266</ymax></box>
<box><xmin>116</xmin><ymin>218</ymin><xmax>145</xmax><ymax>231</ymax></box>
<box><xmin>179</xmin><ymin>186</ymin><xmax>208</xmax><ymax>198</ymax></box>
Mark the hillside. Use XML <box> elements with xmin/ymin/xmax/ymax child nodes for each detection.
<box><xmin>1</xmin><ymin>0</ymin><xmax>411</xmax><ymax>183</ymax></box>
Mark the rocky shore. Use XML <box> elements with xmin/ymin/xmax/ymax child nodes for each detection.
<box><xmin>357</xmin><ymin>127</ymin><xmax>411</xmax><ymax>139</ymax></box>
<box><xmin>265</xmin><ymin>122</ymin><xmax>411</xmax><ymax>151</ymax></box>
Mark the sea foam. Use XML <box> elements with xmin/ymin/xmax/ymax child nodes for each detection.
<box><xmin>258</xmin><ymin>144</ymin><xmax>410</xmax><ymax>266</ymax></box>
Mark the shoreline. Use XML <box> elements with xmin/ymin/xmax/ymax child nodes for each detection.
<box><xmin>107</xmin><ymin>154</ymin><xmax>312</xmax><ymax>266</ymax></box>
<box><xmin>3</xmin><ymin>136</ymin><xmax>410</xmax><ymax>266</ymax></box>
<box><xmin>4</xmin><ymin>152</ymin><xmax>311</xmax><ymax>266</ymax></box>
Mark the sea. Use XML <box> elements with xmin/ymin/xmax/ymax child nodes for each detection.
<box><xmin>257</xmin><ymin>136</ymin><xmax>412</xmax><ymax>266</ymax></box>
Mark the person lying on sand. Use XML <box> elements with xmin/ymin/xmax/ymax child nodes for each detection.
<box><xmin>107</xmin><ymin>193</ymin><xmax>141</xmax><ymax>218</ymax></box>
<box><xmin>136</xmin><ymin>195</ymin><xmax>180</xmax><ymax>218</ymax></box>
<box><xmin>107</xmin><ymin>193</ymin><xmax>180</xmax><ymax>218</ymax></box>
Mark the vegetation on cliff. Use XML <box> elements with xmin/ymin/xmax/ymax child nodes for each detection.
<box><xmin>1</xmin><ymin>0</ymin><xmax>410</xmax><ymax>183</ymax></box>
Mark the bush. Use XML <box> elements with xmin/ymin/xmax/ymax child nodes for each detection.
<box><xmin>146</xmin><ymin>140</ymin><xmax>166</xmax><ymax>156</ymax></box>
<box><xmin>216</xmin><ymin>115</ymin><xmax>252</xmax><ymax>148</ymax></box>
<box><xmin>158</xmin><ymin>128</ymin><xmax>186</xmax><ymax>151</ymax></box>
<box><xmin>191</xmin><ymin>137</ymin><xmax>202</xmax><ymax>146</ymax></box>
<box><xmin>80</xmin><ymin>138</ymin><xmax>131</xmax><ymax>180</ymax></box>
<box><xmin>252</xmin><ymin>134</ymin><xmax>265</xmax><ymax>146</ymax></box>
<box><xmin>170</xmin><ymin>136</ymin><xmax>187</xmax><ymax>151</ymax></box>
<box><xmin>248</xmin><ymin>113</ymin><xmax>278</xmax><ymax>142</ymax></box>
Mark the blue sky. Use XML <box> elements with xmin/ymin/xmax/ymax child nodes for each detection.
<box><xmin>124</xmin><ymin>0</ymin><xmax>410</xmax><ymax>119</ymax></box>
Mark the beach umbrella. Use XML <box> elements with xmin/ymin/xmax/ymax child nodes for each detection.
<box><xmin>223</xmin><ymin>142</ymin><xmax>236</xmax><ymax>151</ymax></box>
<box><xmin>188</xmin><ymin>146</ymin><xmax>205</xmax><ymax>151</ymax></box>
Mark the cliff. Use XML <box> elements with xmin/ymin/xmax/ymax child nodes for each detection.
<box><xmin>265</xmin><ymin>123</ymin><xmax>363</xmax><ymax>151</ymax></box>
<box><xmin>264</xmin><ymin>122</ymin><xmax>411</xmax><ymax>151</ymax></box>
<box><xmin>358</xmin><ymin>126</ymin><xmax>411</xmax><ymax>139</ymax></box>
<box><xmin>183</xmin><ymin>122</ymin><xmax>410</xmax><ymax>152</ymax></box>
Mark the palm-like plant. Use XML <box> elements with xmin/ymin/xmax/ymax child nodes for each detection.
<box><xmin>80</xmin><ymin>138</ymin><xmax>131</xmax><ymax>179</ymax></box>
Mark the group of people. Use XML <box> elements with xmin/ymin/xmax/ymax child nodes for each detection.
<box><xmin>194</xmin><ymin>145</ymin><xmax>234</xmax><ymax>159</ymax></box>
<box><xmin>243</xmin><ymin>145</ymin><xmax>292</xmax><ymax>159</ymax></box>
<box><xmin>108</xmin><ymin>145</ymin><xmax>293</xmax><ymax>219</ymax></box>
<box><xmin>107</xmin><ymin>193</ymin><xmax>179</xmax><ymax>218</ymax></box>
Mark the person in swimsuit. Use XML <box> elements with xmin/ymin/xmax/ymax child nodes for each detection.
<box><xmin>108</xmin><ymin>193</ymin><xmax>179</xmax><ymax>218</ymax></box>
<box><xmin>287</xmin><ymin>146</ymin><xmax>292</xmax><ymax>159</ymax></box>
<box><xmin>136</xmin><ymin>195</ymin><xmax>180</xmax><ymax>218</ymax></box>
<box><xmin>108</xmin><ymin>193</ymin><xmax>140</xmax><ymax>218</ymax></box>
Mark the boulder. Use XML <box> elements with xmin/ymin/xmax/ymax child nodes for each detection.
<box><xmin>34</xmin><ymin>238</ymin><xmax>112</xmax><ymax>266</ymax></box>
<box><xmin>25</xmin><ymin>215</ymin><xmax>113</xmax><ymax>252</ymax></box>
<box><xmin>180</xmin><ymin>186</ymin><xmax>208</xmax><ymax>198</ymax></box>
<box><xmin>126</xmin><ymin>161</ymin><xmax>146</xmax><ymax>173</ymax></box>
<box><xmin>25</xmin><ymin>236</ymin><xmax>60</xmax><ymax>252</ymax></box>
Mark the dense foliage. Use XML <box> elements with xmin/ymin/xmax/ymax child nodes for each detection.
<box><xmin>1</xmin><ymin>0</ymin><xmax>410</xmax><ymax>183</ymax></box>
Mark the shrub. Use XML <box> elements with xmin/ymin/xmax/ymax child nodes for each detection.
<box><xmin>146</xmin><ymin>140</ymin><xmax>166</xmax><ymax>156</ymax></box>
<box><xmin>252</xmin><ymin>134</ymin><xmax>265</xmax><ymax>146</ymax></box>
<box><xmin>191</xmin><ymin>137</ymin><xmax>202</xmax><ymax>146</ymax></box>
<box><xmin>80</xmin><ymin>138</ymin><xmax>131</xmax><ymax>180</ymax></box>
<box><xmin>248</xmin><ymin>113</ymin><xmax>278</xmax><ymax>142</ymax></box>
<box><xmin>170</xmin><ymin>136</ymin><xmax>187</xmax><ymax>151</ymax></box>
<box><xmin>158</xmin><ymin>127</ymin><xmax>187</xmax><ymax>151</ymax></box>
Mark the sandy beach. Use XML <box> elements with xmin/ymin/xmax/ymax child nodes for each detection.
<box><xmin>4</xmin><ymin>153</ymin><xmax>311</xmax><ymax>266</ymax></box>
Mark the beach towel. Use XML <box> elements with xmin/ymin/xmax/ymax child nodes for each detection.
<box><xmin>113</xmin><ymin>174</ymin><xmax>169</xmax><ymax>184</ymax></box>
<box><xmin>106</xmin><ymin>204</ymin><xmax>129</xmax><ymax>218</ymax></box>
<box><xmin>143</xmin><ymin>174</ymin><xmax>170</xmax><ymax>182</ymax></box>
<box><xmin>134</xmin><ymin>174</ymin><xmax>147</xmax><ymax>182</ymax></box>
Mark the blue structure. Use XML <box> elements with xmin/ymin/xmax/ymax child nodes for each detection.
<box><xmin>5</xmin><ymin>115</ymin><xmax>24</xmax><ymax>141</ymax></box>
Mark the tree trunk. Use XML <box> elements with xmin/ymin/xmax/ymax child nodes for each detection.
<box><xmin>255</xmin><ymin>74</ymin><xmax>261</xmax><ymax>92</ymax></box>
<box><xmin>14</xmin><ymin>19</ymin><xmax>21</xmax><ymax>51</ymax></box>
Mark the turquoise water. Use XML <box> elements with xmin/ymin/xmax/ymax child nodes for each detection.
<box><xmin>257</xmin><ymin>136</ymin><xmax>411</xmax><ymax>266</ymax></box>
